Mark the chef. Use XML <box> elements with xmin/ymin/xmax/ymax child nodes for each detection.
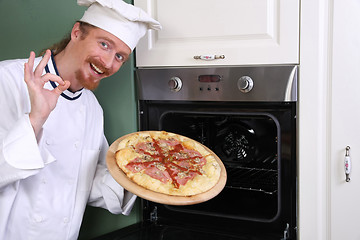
<box><xmin>0</xmin><ymin>0</ymin><xmax>161</xmax><ymax>239</ymax></box>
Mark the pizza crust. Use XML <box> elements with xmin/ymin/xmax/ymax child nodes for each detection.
<box><xmin>115</xmin><ymin>131</ymin><xmax>221</xmax><ymax>196</ymax></box>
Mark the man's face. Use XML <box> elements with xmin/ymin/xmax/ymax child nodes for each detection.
<box><xmin>71</xmin><ymin>23</ymin><xmax>132</xmax><ymax>90</ymax></box>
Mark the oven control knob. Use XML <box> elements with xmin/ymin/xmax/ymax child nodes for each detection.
<box><xmin>237</xmin><ymin>76</ymin><xmax>254</xmax><ymax>93</ymax></box>
<box><xmin>168</xmin><ymin>77</ymin><xmax>183</xmax><ymax>92</ymax></box>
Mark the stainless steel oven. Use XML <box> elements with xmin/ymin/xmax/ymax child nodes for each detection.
<box><xmin>96</xmin><ymin>65</ymin><xmax>297</xmax><ymax>240</ymax></box>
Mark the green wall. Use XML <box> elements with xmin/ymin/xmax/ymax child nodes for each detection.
<box><xmin>0</xmin><ymin>0</ymin><xmax>140</xmax><ymax>239</ymax></box>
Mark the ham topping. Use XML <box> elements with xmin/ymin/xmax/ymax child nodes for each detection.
<box><xmin>125</xmin><ymin>137</ymin><xmax>206</xmax><ymax>188</ymax></box>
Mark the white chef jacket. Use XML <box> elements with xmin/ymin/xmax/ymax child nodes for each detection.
<box><xmin>0</xmin><ymin>54</ymin><xmax>137</xmax><ymax>240</ymax></box>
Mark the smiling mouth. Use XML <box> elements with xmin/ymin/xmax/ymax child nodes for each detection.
<box><xmin>90</xmin><ymin>63</ymin><xmax>104</xmax><ymax>75</ymax></box>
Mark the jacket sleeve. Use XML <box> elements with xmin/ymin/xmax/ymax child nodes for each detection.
<box><xmin>0</xmin><ymin>61</ymin><xmax>54</xmax><ymax>190</ymax></box>
<box><xmin>87</xmin><ymin>135</ymin><xmax>137</xmax><ymax>215</ymax></box>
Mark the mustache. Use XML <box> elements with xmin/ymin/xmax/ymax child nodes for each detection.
<box><xmin>87</xmin><ymin>57</ymin><xmax>111</xmax><ymax>75</ymax></box>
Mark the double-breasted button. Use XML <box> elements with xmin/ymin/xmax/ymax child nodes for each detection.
<box><xmin>74</xmin><ymin>141</ymin><xmax>80</xmax><ymax>149</ymax></box>
<box><xmin>34</xmin><ymin>214</ymin><xmax>43</xmax><ymax>223</ymax></box>
<box><xmin>45</xmin><ymin>138</ymin><xmax>53</xmax><ymax>145</ymax></box>
<box><xmin>63</xmin><ymin>217</ymin><xmax>69</xmax><ymax>223</ymax></box>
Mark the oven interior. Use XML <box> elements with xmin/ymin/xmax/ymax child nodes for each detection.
<box><xmin>138</xmin><ymin>101</ymin><xmax>296</xmax><ymax>240</ymax></box>
<box><xmin>160</xmin><ymin>111</ymin><xmax>279</xmax><ymax>220</ymax></box>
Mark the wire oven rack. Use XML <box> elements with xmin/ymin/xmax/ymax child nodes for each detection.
<box><xmin>225</xmin><ymin>166</ymin><xmax>278</xmax><ymax>195</ymax></box>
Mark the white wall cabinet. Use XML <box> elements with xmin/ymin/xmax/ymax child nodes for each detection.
<box><xmin>134</xmin><ymin>0</ymin><xmax>299</xmax><ymax>67</ymax></box>
<box><xmin>299</xmin><ymin>0</ymin><xmax>360</xmax><ymax>239</ymax></box>
<box><xmin>329</xmin><ymin>0</ymin><xmax>360</xmax><ymax>239</ymax></box>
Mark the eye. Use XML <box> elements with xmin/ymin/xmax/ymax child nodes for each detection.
<box><xmin>115</xmin><ymin>53</ymin><xmax>124</xmax><ymax>61</ymax></box>
<box><xmin>100</xmin><ymin>42</ymin><xmax>108</xmax><ymax>49</ymax></box>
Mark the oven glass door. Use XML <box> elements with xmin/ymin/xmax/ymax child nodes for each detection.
<box><xmin>138</xmin><ymin>101</ymin><xmax>297</xmax><ymax>239</ymax></box>
<box><xmin>160</xmin><ymin>111</ymin><xmax>279</xmax><ymax>220</ymax></box>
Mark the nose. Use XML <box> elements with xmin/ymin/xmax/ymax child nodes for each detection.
<box><xmin>102</xmin><ymin>52</ymin><xmax>114</xmax><ymax>69</ymax></box>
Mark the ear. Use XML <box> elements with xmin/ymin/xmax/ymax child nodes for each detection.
<box><xmin>71</xmin><ymin>22</ymin><xmax>82</xmax><ymax>40</ymax></box>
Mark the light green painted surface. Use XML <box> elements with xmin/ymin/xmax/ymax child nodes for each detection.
<box><xmin>0</xmin><ymin>0</ymin><xmax>140</xmax><ymax>239</ymax></box>
<box><xmin>0</xmin><ymin>1</ymin><xmax>86</xmax><ymax>60</ymax></box>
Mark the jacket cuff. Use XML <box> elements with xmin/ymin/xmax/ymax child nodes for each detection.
<box><xmin>102</xmin><ymin>171</ymin><xmax>137</xmax><ymax>215</ymax></box>
<box><xmin>2</xmin><ymin>114</ymin><xmax>50</xmax><ymax>169</ymax></box>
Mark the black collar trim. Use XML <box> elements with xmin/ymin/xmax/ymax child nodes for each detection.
<box><xmin>44</xmin><ymin>52</ymin><xmax>83</xmax><ymax>101</ymax></box>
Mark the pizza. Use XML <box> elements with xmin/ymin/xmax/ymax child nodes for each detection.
<box><xmin>115</xmin><ymin>131</ymin><xmax>221</xmax><ymax>196</ymax></box>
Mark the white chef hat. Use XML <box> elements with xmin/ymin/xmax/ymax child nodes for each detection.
<box><xmin>77</xmin><ymin>0</ymin><xmax>161</xmax><ymax>51</ymax></box>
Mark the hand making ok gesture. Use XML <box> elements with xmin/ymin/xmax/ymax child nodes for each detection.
<box><xmin>24</xmin><ymin>49</ymin><xmax>71</xmax><ymax>137</ymax></box>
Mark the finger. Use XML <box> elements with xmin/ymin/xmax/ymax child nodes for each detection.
<box><xmin>34</xmin><ymin>49</ymin><xmax>51</xmax><ymax>76</ymax></box>
<box><xmin>54</xmin><ymin>81</ymin><xmax>71</xmax><ymax>95</ymax></box>
<box><xmin>41</xmin><ymin>73</ymin><xmax>65</xmax><ymax>85</ymax></box>
<box><xmin>24</xmin><ymin>52</ymin><xmax>36</xmax><ymax>84</ymax></box>
<box><xmin>24</xmin><ymin>62</ymin><xmax>32</xmax><ymax>85</ymax></box>
<box><xmin>27</xmin><ymin>51</ymin><xmax>36</xmax><ymax>71</ymax></box>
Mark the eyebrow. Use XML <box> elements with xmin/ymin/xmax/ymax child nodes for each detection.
<box><xmin>101</xmin><ymin>36</ymin><xmax>116</xmax><ymax>46</ymax></box>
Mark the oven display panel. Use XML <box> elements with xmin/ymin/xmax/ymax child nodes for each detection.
<box><xmin>198</xmin><ymin>75</ymin><xmax>221</xmax><ymax>83</ymax></box>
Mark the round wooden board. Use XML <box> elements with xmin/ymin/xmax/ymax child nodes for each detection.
<box><xmin>106</xmin><ymin>131</ymin><xmax>227</xmax><ymax>205</ymax></box>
